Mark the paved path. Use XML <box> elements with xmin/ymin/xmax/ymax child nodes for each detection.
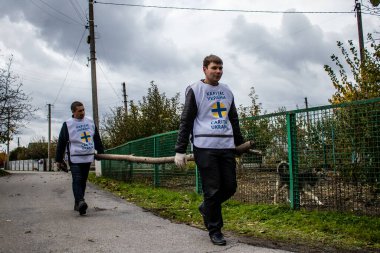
<box><xmin>0</xmin><ymin>171</ymin><xmax>291</xmax><ymax>253</ymax></box>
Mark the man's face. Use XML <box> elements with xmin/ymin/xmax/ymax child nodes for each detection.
<box><xmin>203</xmin><ymin>62</ymin><xmax>223</xmax><ymax>85</ymax></box>
<box><xmin>73</xmin><ymin>105</ymin><xmax>85</xmax><ymax>119</ymax></box>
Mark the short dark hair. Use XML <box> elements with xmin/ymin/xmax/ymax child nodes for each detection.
<box><xmin>71</xmin><ymin>101</ymin><xmax>83</xmax><ymax>112</ymax></box>
<box><xmin>203</xmin><ymin>54</ymin><xmax>223</xmax><ymax>67</ymax></box>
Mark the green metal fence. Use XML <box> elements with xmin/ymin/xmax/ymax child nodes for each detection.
<box><xmin>102</xmin><ymin>98</ymin><xmax>380</xmax><ymax>215</ymax></box>
<box><xmin>102</xmin><ymin>131</ymin><xmax>197</xmax><ymax>191</ymax></box>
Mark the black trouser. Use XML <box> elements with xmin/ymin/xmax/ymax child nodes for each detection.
<box><xmin>193</xmin><ymin>147</ymin><xmax>237</xmax><ymax>235</ymax></box>
<box><xmin>70</xmin><ymin>162</ymin><xmax>91</xmax><ymax>204</ymax></box>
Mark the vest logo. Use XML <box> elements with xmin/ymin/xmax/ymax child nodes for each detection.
<box><xmin>211</xmin><ymin>102</ymin><xmax>227</xmax><ymax>118</ymax></box>
<box><xmin>80</xmin><ymin>131</ymin><xmax>92</xmax><ymax>143</ymax></box>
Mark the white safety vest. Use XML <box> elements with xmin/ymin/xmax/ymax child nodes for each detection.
<box><xmin>190</xmin><ymin>80</ymin><xmax>235</xmax><ymax>149</ymax></box>
<box><xmin>66</xmin><ymin>117</ymin><xmax>96</xmax><ymax>163</ymax></box>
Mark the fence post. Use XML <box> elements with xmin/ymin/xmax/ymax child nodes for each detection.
<box><xmin>286</xmin><ymin>112</ymin><xmax>300</xmax><ymax>210</ymax></box>
<box><xmin>153</xmin><ymin>136</ymin><xmax>160</xmax><ymax>187</ymax></box>
<box><xmin>131</xmin><ymin>147</ymin><xmax>134</xmax><ymax>180</ymax></box>
<box><xmin>128</xmin><ymin>143</ymin><xmax>134</xmax><ymax>182</ymax></box>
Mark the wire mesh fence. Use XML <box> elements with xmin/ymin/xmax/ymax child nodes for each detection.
<box><xmin>101</xmin><ymin>98</ymin><xmax>380</xmax><ymax>215</ymax></box>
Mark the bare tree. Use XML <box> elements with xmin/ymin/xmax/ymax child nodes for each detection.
<box><xmin>0</xmin><ymin>56</ymin><xmax>38</xmax><ymax>149</ymax></box>
<box><xmin>365</xmin><ymin>0</ymin><xmax>380</xmax><ymax>12</ymax></box>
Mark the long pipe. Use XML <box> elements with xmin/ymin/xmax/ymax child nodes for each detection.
<box><xmin>95</xmin><ymin>141</ymin><xmax>261</xmax><ymax>164</ymax></box>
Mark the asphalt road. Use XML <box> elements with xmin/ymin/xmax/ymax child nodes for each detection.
<box><xmin>0</xmin><ymin>171</ymin><xmax>291</xmax><ymax>253</ymax></box>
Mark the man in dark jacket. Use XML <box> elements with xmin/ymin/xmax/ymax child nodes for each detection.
<box><xmin>174</xmin><ymin>55</ymin><xmax>244</xmax><ymax>246</ymax></box>
<box><xmin>55</xmin><ymin>101</ymin><xmax>104</xmax><ymax>215</ymax></box>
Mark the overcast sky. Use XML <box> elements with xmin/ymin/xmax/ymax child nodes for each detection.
<box><xmin>0</xmin><ymin>0</ymin><xmax>378</xmax><ymax>151</ymax></box>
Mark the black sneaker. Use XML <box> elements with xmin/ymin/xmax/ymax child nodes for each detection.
<box><xmin>74</xmin><ymin>202</ymin><xmax>79</xmax><ymax>211</ymax></box>
<box><xmin>198</xmin><ymin>203</ymin><xmax>208</xmax><ymax>228</ymax></box>
<box><xmin>210</xmin><ymin>232</ymin><xmax>226</xmax><ymax>246</ymax></box>
<box><xmin>78</xmin><ymin>200</ymin><xmax>88</xmax><ymax>215</ymax></box>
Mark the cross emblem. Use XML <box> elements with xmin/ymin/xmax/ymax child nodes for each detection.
<box><xmin>80</xmin><ymin>131</ymin><xmax>92</xmax><ymax>143</ymax></box>
<box><xmin>211</xmin><ymin>102</ymin><xmax>227</xmax><ymax>118</ymax></box>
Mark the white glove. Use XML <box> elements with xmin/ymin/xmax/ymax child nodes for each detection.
<box><xmin>174</xmin><ymin>153</ymin><xmax>187</xmax><ymax>169</ymax></box>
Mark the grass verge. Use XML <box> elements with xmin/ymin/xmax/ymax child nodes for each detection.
<box><xmin>88</xmin><ymin>173</ymin><xmax>380</xmax><ymax>252</ymax></box>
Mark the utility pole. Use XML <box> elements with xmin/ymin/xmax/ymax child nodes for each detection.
<box><xmin>6</xmin><ymin>108</ymin><xmax>10</xmax><ymax>170</ymax></box>
<box><xmin>355</xmin><ymin>0</ymin><xmax>365</xmax><ymax>62</ymax></box>
<box><xmin>17</xmin><ymin>137</ymin><xmax>20</xmax><ymax>148</ymax></box>
<box><xmin>122</xmin><ymin>82</ymin><xmax>128</xmax><ymax>115</ymax></box>
<box><xmin>47</xmin><ymin>104</ymin><xmax>52</xmax><ymax>171</ymax></box>
<box><xmin>88</xmin><ymin>0</ymin><xmax>99</xmax><ymax>128</ymax></box>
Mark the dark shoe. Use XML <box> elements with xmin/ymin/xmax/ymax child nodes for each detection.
<box><xmin>78</xmin><ymin>200</ymin><xmax>88</xmax><ymax>215</ymax></box>
<box><xmin>198</xmin><ymin>203</ymin><xmax>208</xmax><ymax>228</ymax></box>
<box><xmin>210</xmin><ymin>232</ymin><xmax>226</xmax><ymax>246</ymax></box>
<box><xmin>74</xmin><ymin>202</ymin><xmax>79</xmax><ymax>211</ymax></box>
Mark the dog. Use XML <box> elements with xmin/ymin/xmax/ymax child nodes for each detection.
<box><xmin>274</xmin><ymin>161</ymin><xmax>324</xmax><ymax>206</ymax></box>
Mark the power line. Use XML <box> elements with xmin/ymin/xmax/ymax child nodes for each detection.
<box><xmin>36</xmin><ymin>0</ymin><xmax>85</xmax><ymax>26</ymax></box>
<box><xmin>94</xmin><ymin>1</ymin><xmax>363</xmax><ymax>15</ymax></box>
<box><xmin>30</xmin><ymin>0</ymin><xmax>78</xmax><ymax>25</ymax></box>
<box><xmin>74</xmin><ymin>0</ymin><xmax>88</xmax><ymax>21</ymax></box>
<box><xmin>69</xmin><ymin>0</ymin><xmax>86</xmax><ymax>24</ymax></box>
<box><xmin>53</xmin><ymin>28</ymin><xmax>87</xmax><ymax>105</ymax></box>
<box><xmin>95</xmin><ymin>26</ymin><xmax>122</xmax><ymax>101</ymax></box>
<box><xmin>97</xmin><ymin>59</ymin><xmax>122</xmax><ymax>100</ymax></box>
<box><xmin>75</xmin><ymin>1</ymin><xmax>88</xmax><ymax>21</ymax></box>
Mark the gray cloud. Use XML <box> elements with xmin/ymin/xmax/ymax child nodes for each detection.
<box><xmin>0</xmin><ymin>1</ymin><xmax>185</xmax><ymax>73</ymax></box>
<box><xmin>224</xmin><ymin>12</ymin><xmax>347</xmax><ymax>111</ymax></box>
<box><xmin>228</xmin><ymin>12</ymin><xmax>335</xmax><ymax>71</ymax></box>
<box><xmin>0</xmin><ymin>1</ymin><xmax>86</xmax><ymax>54</ymax></box>
<box><xmin>94</xmin><ymin>6</ymin><xmax>185</xmax><ymax>72</ymax></box>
